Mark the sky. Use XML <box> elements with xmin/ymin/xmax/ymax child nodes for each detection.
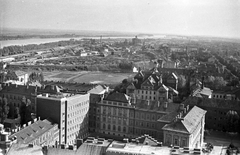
<box><xmin>0</xmin><ymin>0</ymin><xmax>240</xmax><ymax>38</ymax></box>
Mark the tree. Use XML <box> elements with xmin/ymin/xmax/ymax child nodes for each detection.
<box><xmin>28</xmin><ymin>72</ymin><xmax>44</xmax><ymax>84</ymax></box>
<box><xmin>19</xmin><ymin>97</ymin><xmax>32</xmax><ymax>126</ymax></box>
<box><xmin>178</xmin><ymin>75</ymin><xmax>187</xmax><ymax>88</ymax></box>
<box><xmin>0</xmin><ymin>97</ymin><xmax>9</xmax><ymax>123</ymax></box>
<box><xmin>226</xmin><ymin>110</ymin><xmax>239</xmax><ymax>133</ymax></box>
<box><xmin>20</xmin><ymin>97</ymin><xmax>27</xmax><ymax>126</ymax></box>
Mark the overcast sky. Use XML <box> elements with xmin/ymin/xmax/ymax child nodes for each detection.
<box><xmin>1</xmin><ymin>0</ymin><xmax>240</xmax><ymax>38</ymax></box>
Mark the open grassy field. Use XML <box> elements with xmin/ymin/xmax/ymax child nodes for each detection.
<box><xmin>42</xmin><ymin>71</ymin><xmax>135</xmax><ymax>84</ymax></box>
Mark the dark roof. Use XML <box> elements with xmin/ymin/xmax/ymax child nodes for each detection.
<box><xmin>135</xmin><ymin>100</ymin><xmax>180</xmax><ymax>113</ymax></box>
<box><xmin>162</xmin><ymin>106</ymin><xmax>206</xmax><ymax>134</ymax></box>
<box><xmin>42</xmin><ymin>81</ymin><xmax>98</xmax><ymax>93</ymax></box>
<box><xmin>158</xmin><ymin>111</ymin><xmax>179</xmax><ymax>122</ymax></box>
<box><xmin>104</xmin><ymin>92</ymin><xmax>130</xmax><ymax>103</ymax></box>
<box><xmin>183</xmin><ymin>96</ymin><xmax>240</xmax><ymax>110</ymax></box>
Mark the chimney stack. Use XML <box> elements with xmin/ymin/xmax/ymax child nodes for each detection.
<box><xmin>164</xmin><ymin>102</ymin><xmax>168</xmax><ymax>109</ymax></box>
<box><xmin>146</xmin><ymin>100</ymin><xmax>150</xmax><ymax>106</ymax></box>
<box><xmin>180</xmin><ymin>103</ymin><xmax>184</xmax><ymax>111</ymax></box>
<box><xmin>186</xmin><ymin>105</ymin><xmax>189</xmax><ymax>111</ymax></box>
<box><xmin>201</xmin><ymin>76</ymin><xmax>204</xmax><ymax>89</ymax></box>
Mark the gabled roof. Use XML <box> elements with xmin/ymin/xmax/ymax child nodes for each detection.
<box><xmin>104</xmin><ymin>92</ymin><xmax>130</xmax><ymax>103</ymax></box>
<box><xmin>162</xmin><ymin>106</ymin><xmax>206</xmax><ymax>134</ymax></box>
<box><xmin>157</xmin><ymin>83</ymin><xmax>169</xmax><ymax>91</ymax></box>
<box><xmin>134</xmin><ymin>71</ymin><xmax>144</xmax><ymax>79</ymax></box>
<box><xmin>135</xmin><ymin>134</ymin><xmax>160</xmax><ymax>146</ymax></box>
<box><xmin>141</xmin><ymin>76</ymin><xmax>155</xmax><ymax>87</ymax></box>
<box><xmin>168</xmin><ymin>87</ymin><xmax>178</xmax><ymax>94</ymax></box>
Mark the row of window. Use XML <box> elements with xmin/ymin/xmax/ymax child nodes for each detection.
<box><xmin>102</xmin><ymin>116</ymin><xmax>127</xmax><ymax>125</ymax></box>
<box><xmin>102</xmin><ymin>106</ymin><xmax>128</xmax><ymax>117</ymax></box>
<box><xmin>67</xmin><ymin>107</ymin><xmax>88</xmax><ymax>118</ymax></box>
<box><xmin>102</xmin><ymin>124</ymin><xmax>127</xmax><ymax>132</ymax></box>
<box><xmin>68</xmin><ymin>100</ymin><xmax>89</xmax><ymax>111</ymax></box>
<box><xmin>102</xmin><ymin>101</ymin><xmax>128</xmax><ymax>107</ymax></box>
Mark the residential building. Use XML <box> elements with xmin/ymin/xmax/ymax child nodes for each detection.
<box><xmin>9</xmin><ymin>118</ymin><xmax>59</xmax><ymax>146</ymax></box>
<box><xmin>88</xmin><ymin>85</ymin><xmax>109</xmax><ymax>133</ymax></box>
<box><xmin>162</xmin><ymin>106</ymin><xmax>206</xmax><ymax>148</ymax></box>
<box><xmin>126</xmin><ymin>68</ymin><xmax>178</xmax><ymax>102</ymax></box>
<box><xmin>36</xmin><ymin>92</ymin><xmax>90</xmax><ymax>145</ymax></box>
<box><xmin>95</xmin><ymin>92</ymin><xmax>184</xmax><ymax>142</ymax></box>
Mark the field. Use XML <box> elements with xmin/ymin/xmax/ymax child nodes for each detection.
<box><xmin>42</xmin><ymin>71</ymin><xmax>135</xmax><ymax>84</ymax></box>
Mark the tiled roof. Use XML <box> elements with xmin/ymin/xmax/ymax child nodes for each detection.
<box><xmin>192</xmin><ymin>87</ymin><xmax>212</xmax><ymax>97</ymax></box>
<box><xmin>88</xmin><ymin>85</ymin><xmax>107</xmax><ymax>94</ymax></box>
<box><xmin>1</xmin><ymin>84</ymin><xmax>38</xmax><ymax>96</ymax></box>
<box><xmin>135</xmin><ymin>100</ymin><xmax>180</xmax><ymax>113</ymax></box>
<box><xmin>7</xmin><ymin>143</ymin><xmax>43</xmax><ymax>155</ymax></box>
<box><xmin>104</xmin><ymin>92</ymin><xmax>130</xmax><ymax>103</ymax></box>
<box><xmin>42</xmin><ymin>81</ymin><xmax>97</xmax><ymax>93</ymax></box>
<box><xmin>9</xmin><ymin>119</ymin><xmax>57</xmax><ymax>144</ymax></box>
<box><xmin>158</xmin><ymin>111</ymin><xmax>179</xmax><ymax>122</ymax></box>
<box><xmin>162</xmin><ymin>106</ymin><xmax>206</xmax><ymax>134</ymax></box>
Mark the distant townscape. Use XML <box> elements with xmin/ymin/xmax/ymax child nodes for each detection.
<box><xmin>0</xmin><ymin>35</ymin><xmax>240</xmax><ymax>155</ymax></box>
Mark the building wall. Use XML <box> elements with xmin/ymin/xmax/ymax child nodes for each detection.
<box><xmin>36</xmin><ymin>93</ymin><xmax>90</xmax><ymax>145</ymax></box>
<box><xmin>163</xmin><ymin>131</ymin><xmax>190</xmax><ymax>147</ymax></box>
<box><xmin>95</xmin><ymin>98</ymin><xmax>172</xmax><ymax>142</ymax></box>
<box><xmin>163</xmin><ymin>113</ymin><xmax>205</xmax><ymax>148</ymax></box>
<box><xmin>31</xmin><ymin>124</ymin><xmax>59</xmax><ymax>146</ymax></box>
<box><xmin>36</xmin><ymin>96</ymin><xmax>63</xmax><ymax>144</ymax></box>
<box><xmin>212</xmin><ymin>92</ymin><xmax>236</xmax><ymax>100</ymax></box>
<box><xmin>65</xmin><ymin>93</ymin><xmax>89</xmax><ymax>145</ymax></box>
<box><xmin>131</xmin><ymin>88</ymin><xmax>168</xmax><ymax>102</ymax></box>
<box><xmin>97</xmin><ymin>100</ymin><xmax>130</xmax><ymax>138</ymax></box>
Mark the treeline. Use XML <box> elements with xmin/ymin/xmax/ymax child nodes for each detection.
<box><xmin>0</xmin><ymin>39</ymin><xmax>83</xmax><ymax>56</ymax></box>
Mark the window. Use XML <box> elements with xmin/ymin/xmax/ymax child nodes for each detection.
<box><xmin>113</xmin><ymin>125</ymin><xmax>116</xmax><ymax>131</ymax></box>
<box><xmin>118</xmin><ymin>126</ymin><xmax>121</xmax><ymax>132</ymax></box>
<box><xmin>108</xmin><ymin>124</ymin><xmax>111</xmax><ymax>130</ymax></box>
<box><xmin>123</xmin><ymin>127</ymin><xmax>126</xmax><ymax>132</ymax></box>
<box><xmin>103</xmin><ymin>124</ymin><xmax>106</xmax><ymax>129</ymax></box>
<box><xmin>174</xmin><ymin>138</ymin><xmax>179</xmax><ymax>146</ymax></box>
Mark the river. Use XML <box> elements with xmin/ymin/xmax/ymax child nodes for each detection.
<box><xmin>0</xmin><ymin>35</ymin><xmax>166</xmax><ymax>48</ymax></box>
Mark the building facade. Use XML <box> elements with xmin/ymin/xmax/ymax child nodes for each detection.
<box><xmin>162</xmin><ymin>106</ymin><xmax>206</xmax><ymax>149</ymax></box>
<box><xmin>9</xmin><ymin>118</ymin><xmax>59</xmax><ymax>146</ymax></box>
<box><xmin>95</xmin><ymin>92</ymin><xmax>183</xmax><ymax>142</ymax></box>
<box><xmin>36</xmin><ymin>92</ymin><xmax>90</xmax><ymax>145</ymax></box>
<box><xmin>126</xmin><ymin>69</ymin><xmax>178</xmax><ymax>102</ymax></box>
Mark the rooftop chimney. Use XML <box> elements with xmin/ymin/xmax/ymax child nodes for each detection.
<box><xmin>146</xmin><ymin>100</ymin><xmax>150</xmax><ymax>106</ymax></box>
<box><xmin>179</xmin><ymin>104</ymin><xmax>184</xmax><ymax>111</ymax></box>
<box><xmin>164</xmin><ymin>102</ymin><xmax>168</xmax><ymax>109</ymax></box>
<box><xmin>201</xmin><ymin>76</ymin><xmax>204</xmax><ymax>89</ymax></box>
